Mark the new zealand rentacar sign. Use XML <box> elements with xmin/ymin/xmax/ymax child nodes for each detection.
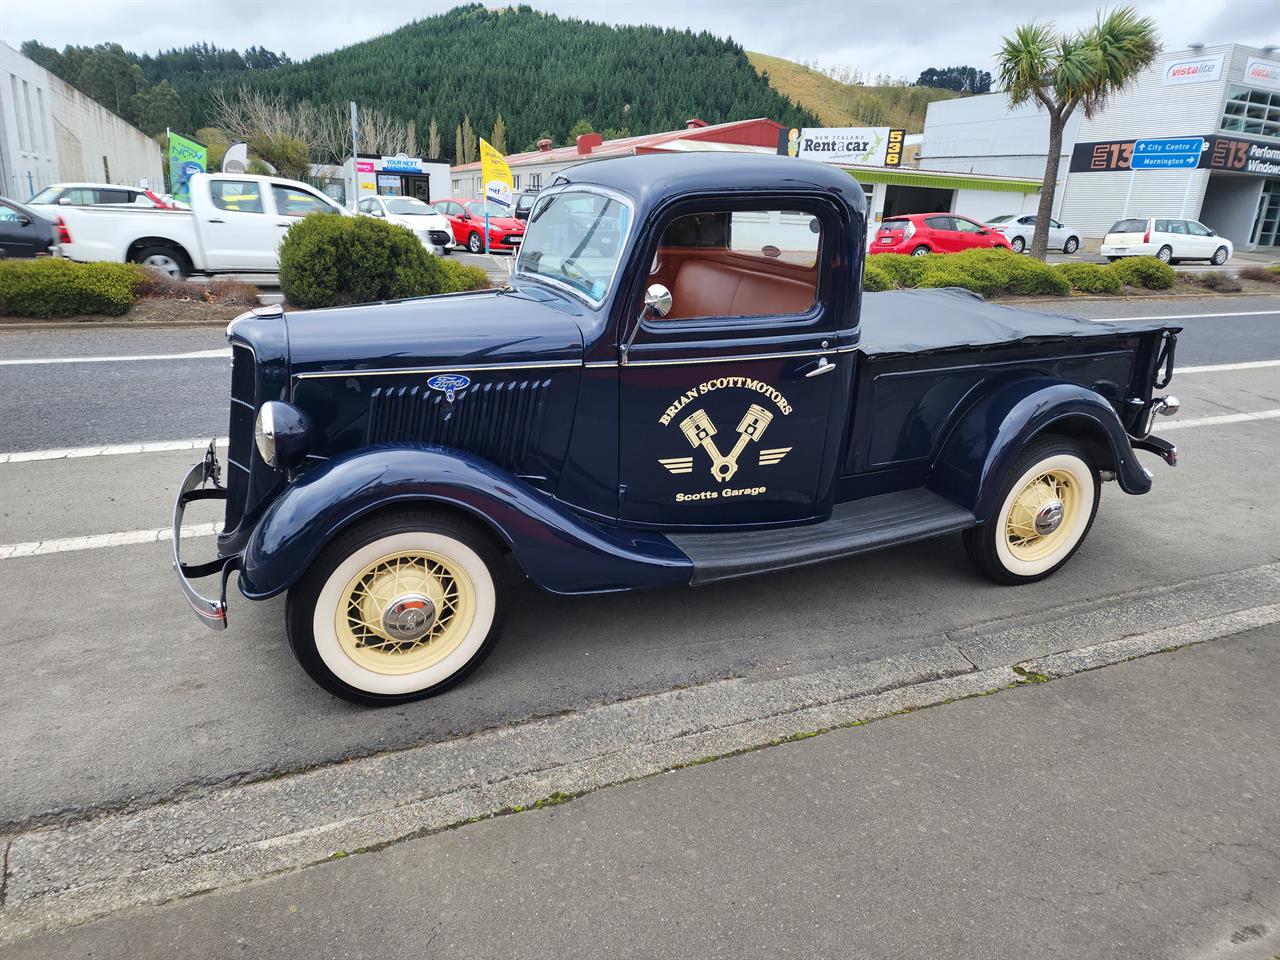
<box><xmin>785</xmin><ymin>127</ymin><xmax>905</xmax><ymax>166</ymax></box>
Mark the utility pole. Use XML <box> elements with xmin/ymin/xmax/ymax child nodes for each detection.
<box><xmin>350</xmin><ymin>102</ymin><xmax>360</xmax><ymax>210</ymax></box>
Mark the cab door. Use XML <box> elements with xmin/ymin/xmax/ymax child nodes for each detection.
<box><xmin>618</xmin><ymin>202</ymin><xmax>850</xmax><ymax>529</ymax></box>
<box><xmin>200</xmin><ymin>178</ymin><xmax>277</xmax><ymax>272</ymax></box>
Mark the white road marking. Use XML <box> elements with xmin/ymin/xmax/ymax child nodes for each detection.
<box><xmin>1175</xmin><ymin>359</ymin><xmax>1280</xmax><ymax>374</ymax></box>
<box><xmin>1090</xmin><ymin>309</ymin><xmax>1280</xmax><ymax>322</ymax></box>
<box><xmin>0</xmin><ymin>348</ymin><xmax>231</xmax><ymax>366</ymax></box>
<box><xmin>0</xmin><ymin>523</ymin><xmax>218</xmax><ymax>560</ymax></box>
<box><xmin>0</xmin><ymin>438</ymin><xmax>227</xmax><ymax>464</ymax></box>
<box><xmin>1161</xmin><ymin>408</ymin><xmax>1280</xmax><ymax>431</ymax></box>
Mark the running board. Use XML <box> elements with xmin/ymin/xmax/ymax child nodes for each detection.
<box><xmin>669</xmin><ymin>489</ymin><xmax>976</xmax><ymax>585</ymax></box>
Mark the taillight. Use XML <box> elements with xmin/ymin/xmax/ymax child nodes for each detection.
<box><xmin>903</xmin><ymin>220</ymin><xmax>916</xmax><ymax>241</ymax></box>
<box><xmin>1143</xmin><ymin>223</ymin><xmax>1150</xmax><ymax>243</ymax></box>
<box><xmin>55</xmin><ymin>216</ymin><xmax>71</xmax><ymax>245</ymax></box>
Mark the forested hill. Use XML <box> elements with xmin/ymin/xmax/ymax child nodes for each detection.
<box><xmin>26</xmin><ymin>5</ymin><xmax>817</xmax><ymax>161</ymax></box>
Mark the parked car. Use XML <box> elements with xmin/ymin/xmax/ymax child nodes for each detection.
<box><xmin>174</xmin><ymin>153</ymin><xmax>1181</xmax><ymax>705</ymax></box>
<box><xmin>870</xmin><ymin>213</ymin><xmax>1013</xmax><ymax>256</ymax></box>
<box><xmin>28</xmin><ymin>182</ymin><xmax>170</xmax><ymax>209</ymax></box>
<box><xmin>513</xmin><ymin>190</ymin><xmax>539</xmax><ymax>222</ymax></box>
<box><xmin>1101</xmin><ymin>218</ymin><xmax>1232</xmax><ymax>265</ymax></box>
<box><xmin>357</xmin><ymin>195</ymin><xmax>454</xmax><ymax>254</ymax></box>
<box><xmin>0</xmin><ymin>197</ymin><xmax>60</xmax><ymax>258</ymax></box>
<box><xmin>55</xmin><ymin>173</ymin><xmax>345</xmax><ymax>277</ymax></box>
<box><xmin>432</xmin><ymin>198</ymin><xmax>525</xmax><ymax>253</ymax></box>
<box><xmin>986</xmin><ymin>214</ymin><xmax>1081</xmax><ymax>254</ymax></box>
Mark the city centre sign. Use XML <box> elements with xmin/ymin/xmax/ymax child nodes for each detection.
<box><xmin>1129</xmin><ymin>137</ymin><xmax>1207</xmax><ymax>169</ymax></box>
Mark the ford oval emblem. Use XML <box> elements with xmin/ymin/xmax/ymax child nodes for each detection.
<box><xmin>426</xmin><ymin>373</ymin><xmax>470</xmax><ymax>402</ymax></box>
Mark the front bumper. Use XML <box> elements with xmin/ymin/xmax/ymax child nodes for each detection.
<box><xmin>172</xmin><ymin>442</ymin><xmax>240</xmax><ymax>629</ymax></box>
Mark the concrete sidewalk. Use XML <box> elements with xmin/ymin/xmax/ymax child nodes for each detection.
<box><xmin>11</xmin><ymin>627</ymin><xmax>1278</xmax><ymax>960</ymax></box>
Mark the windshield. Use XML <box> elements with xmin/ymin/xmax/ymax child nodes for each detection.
<box><xmin>986</xmin><ymin>215</ymin><xmax>1014</xmax><ymax>224</ymax></box>
<box><xmin>516</xmin><ymin>190</ymin><xmax>632</xmax><ymax>304</ymax></box>
<box><xmin>465</xmin><ymin>200</ymin><xmax>512</xmax><ymax>219</ymax></box>
<box><xmin>385</xmin><ymin>197</ymin><xmax>434</xmax><ymax>216</ymax></box>
<box><xmin>28</xmin><ymin>187</ymin><xmax>61</xmax><ymax>204</ymax></box>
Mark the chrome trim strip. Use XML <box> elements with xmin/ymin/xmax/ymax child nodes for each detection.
<box><xmin>623</xmin><ymin>348</ymin><xmax>839</xmax><ymax>368</ymax></box>
<box><xmin>293</xmin><ymin>359</ymin><xmax>584</xmax><ymax>380</ymax></box>
<box><xmin>230</xmin><ymin>397</ymin><xmax>255</xmax><ymax>410</ymax></box>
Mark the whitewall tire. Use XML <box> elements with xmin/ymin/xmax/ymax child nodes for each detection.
<box><xmin>963</xmin><ymin>438</ymin><xmax>1100</xmax><ymax>585</ymax></box>
<box><xmin>287</xmin><ymin>510</ymin><xmax>506</xmax><ymax>704</ymax></box>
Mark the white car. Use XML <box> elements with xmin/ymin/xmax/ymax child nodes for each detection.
<box><xmin>1101</xmin><ymin>217</ymin><xmax>1232</xmax><ymax>265</ymax></box>
<box><xmin>357</xmin><ymin>195</ymin><xmax>454</xmax><ymax>254</ymax></box>
<box><xmin>986</xmin><ymin>214</ymin><xmax>1080</xmax><ymax>254</ymax></box>
<box><xmin>28</xmin><ymin>182</ymin><xmax>167</xmax><ymax>208</ymax></box>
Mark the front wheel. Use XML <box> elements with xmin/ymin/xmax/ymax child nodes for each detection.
<box><xmin>286</xmin><ymin>509</ymin><xmax>507</xmax><ymax>705</ymax></box>
<box><xmin>1155</xmin><ymin>245</ymin><xmax>1173</xmax><ymax>263</ymax></box>
<box><xmin>1211</xmin><ymin>246</ymin><xmax>1229</xmax><ymax>266</ymax></box>
<box><xmin>1010</xmin><ymin>236</ymin><xmax>1025</xmax><ymax>254</ymax></box>
<box><xmin>1063</xmin><ymin>236</ymin><xmax>1079</xmax><ymax>254</ymax></box>
<box><xmin>963</xmin><ymin>438</ymin><xmax>1100</xmax><ymax>585</ymax></box>
<box><xmin>910</xmin><ymin>245</ymin><xmax>931</xmax><ymax>257</ymax></box>
<box><xmin>467</xmin><ymin>232</ymin><xmax>483</xmax><ymax>254</ymax></box>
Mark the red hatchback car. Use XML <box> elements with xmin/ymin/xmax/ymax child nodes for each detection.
<box><xmin>432</xmin><ymin>198</ymin><xmax>525</xmax><ymax>253</ymax></box>
<box><xmin>871</xmin><ymin>213</ymin><xmax>1012</xmax><ymax>256</ymax></box>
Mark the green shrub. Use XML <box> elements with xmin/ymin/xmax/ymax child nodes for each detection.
<box><xmin>0</xmin><ymin>258</ymin><xmax>138</xmax><ymax>317</ymax></box>
<box><xmin>279</xmin><ymin>213</ymin><xmax>454</xmax><ymax>309</ymax></box>
<box><xmin>870</xmin><ymin>253</ymin><xmax>929</xmax><ymax>288</ymax></box>
<box><xmin>438</xmin><ymin>257</ymin><xmax>491</xmax><ymax>292</ymax></box>
<box><xmin>944</xmin><ymin>248</ymin><xmax>1070</xmax><ymax>296</ymax></box>
<box><xmin>862</xmin><ymin>262</ymin><xmax>893</xmax><ymax>292</ymax></box>
<box><xmin>1109</xmin><ymin>256</ymin><xmax>1176</xmax><ymax>290</ymax></box>
<box><xmin>1054</xmin><ymin>262</ymin><xmax>1123</xmax><ymax>295</ymax></box>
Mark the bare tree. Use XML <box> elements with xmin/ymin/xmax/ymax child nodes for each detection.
<box><xmin>428</xmin><ymin>117</ymin><xmax>441</xmax><ymax>159</ymax></box>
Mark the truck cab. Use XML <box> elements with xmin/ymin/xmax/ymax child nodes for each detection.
<box><xmin>174</xmin><ymin>154</ymin><xmax>1180</xmax><ymax>705</ymax></box>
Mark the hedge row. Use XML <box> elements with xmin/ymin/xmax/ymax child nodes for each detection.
<box><xmin>0</xmin><ymin>259</ymin><xmax>143</xmax><ymax>317</ymax></box>
<box><xmin>279</xmin><ymin>214</ymin><xmax>490</xmax><ymax>308</ymax></box>
<box><xmin>863</xmin><ymin>249</ymin><xmax>1176</xmax><ymax>297</ymax></box>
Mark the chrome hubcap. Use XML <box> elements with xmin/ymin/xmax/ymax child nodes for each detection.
<box><xmin>1034</xmin><ymin>499</ymin><xmax>1065</xmax><ymax>536</ymax></box>
<box><xmin>380</xmin><ymin>593</ymin><xmax>437</xmax><ymax>643</ymax></box>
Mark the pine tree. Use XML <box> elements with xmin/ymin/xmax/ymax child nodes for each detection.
<box><xmin>491</xmin><ymin>113</ymin><xmax>506</xmax><ymax>154</ymax></box>
<box><xmin>428</xmin><ymin>117</ymin><xmax>440</xmax><ymax>158</ymax></box>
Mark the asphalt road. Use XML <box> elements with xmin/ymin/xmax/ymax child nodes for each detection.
<box><xmin>0</xmin><ymin>295</ymin><xmax>1277</xmax><ymax>832</ymax></box>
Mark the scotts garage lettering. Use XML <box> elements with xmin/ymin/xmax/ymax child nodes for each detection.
<box><xmin>658</xmin><ymin>377</ymin><xmax>793</xmax><ymax>426</ymax></box>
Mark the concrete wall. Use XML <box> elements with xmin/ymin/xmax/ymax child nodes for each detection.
<box><xmin>1200</xmin><ymin>174</ymin><xmax>1264</xmax><ymax>249</ymax></box>
<box><xmin>0</xmin><ymin>42</ymin><xmax>162</xmax><ymax>200</ymax></box>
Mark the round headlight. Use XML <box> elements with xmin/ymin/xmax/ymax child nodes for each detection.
<box><xmin>254</xmin><ymin>400</ymin><xmax>311</xmax><ymax>468</ymax></box>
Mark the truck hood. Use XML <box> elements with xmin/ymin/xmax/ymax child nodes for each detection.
<box><xmin>284</xmin><ymin>285</ymin><xmax>586</xmax><ymax>377</ymax></box>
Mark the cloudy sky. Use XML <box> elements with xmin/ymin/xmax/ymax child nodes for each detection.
<box><xmin>2</xmin><ymin>0</ymin><xmax>1277</xmax><ymax>81</ymax></box>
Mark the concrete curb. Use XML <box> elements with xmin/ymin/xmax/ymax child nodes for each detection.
<box><xmin>2</xmin><ymin>561</ymin><xmax>1278</xmax><ymax>943</ymax></box>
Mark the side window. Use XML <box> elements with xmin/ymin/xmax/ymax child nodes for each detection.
<box><xmin>358</xmin><ymin>198</ymin><xmax>375</xmax><ymax>213</ymax></box>
<box><xmin>210</xmin><ymin>180</ymin><xmax>264</xmax><ymax>214</ymax></box>
<box><xmin>272</xmin><ymin>185</ymin><xmax>332</xmax><ymax>218</ymax></box>
<box><xmin>952</xmin><ymin>218</ymin><xmax>984</xmax><ymax>234</ymax></box>
<box><xmin>1169</xmin><ymin>220</ymin><xmax>1188</xmax><ymax>235</ymax></box>
<box><xmin>1020</xmin><ymin>215</ymin><xmax>1036</xmax><ymax>225</ymax></box>
<box><xmin>925</xmin><ymin>215</ymin><xmax>954</xmax><ymax>231</ymax></box>
<box><xmin>0</xmin><ymin>206</ymin><xmax>18</xmax><ymax>222</ymax></box>
<box><xmin>64</xmin><ymin>189</ymin><xmax>94</xmax><ymax>205</ymax></box>
<box><xmin>649</xmin><ymin>207</ymin><xmax>821</xmax><ymax>321</ymax></box>
<box><xmin>1186</xmin><ymin>221</ymin><xmax>1211</xmax><ymax>236</ymax></box>
<box><xmin>1154</xmin><ymin>219</ymin><xmax>1169</xmax><ymax>233</ymax></box>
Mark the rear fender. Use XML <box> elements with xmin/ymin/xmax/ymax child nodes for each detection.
<box><xmin>928</xmin><ymin>378</ymin><xmax>1150</xmax><ymax>522</ymax></box>
<box><xmin>237</xmin><ymin>445</ymin><xmax>691</xmax><ymax>599</ymax></box>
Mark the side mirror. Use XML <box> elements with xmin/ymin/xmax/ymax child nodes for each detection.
<box><xmin>17</xmin><ymin>215</ymin><xmax>31</xmax><ymax>226</ymax></box>
<box><xmin>372</xmin><ymin>209</ymin><xmax>384</xmax><ymax>217</ymax></box>
<box><xmin>644</xmin><ymin>283</ymin><xmax>672</xmax><ymax>318</ymax></box>
<box><xmin>58</xmin><ymin>197</ymin><xmax>72</xmax><ymax>205</ymax></box>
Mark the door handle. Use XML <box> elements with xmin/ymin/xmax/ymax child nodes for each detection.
<box><xmin>804</xmin><ymin>357</ymin><xmax>835</xmax><ymax>378</ymax></box>
<box><xmin>276</xmin><ymin>222</ymin><xmax>290</xmax><ymax>227</ymax></box>
<box><xmin>207</xmin><ymin>218</ymin><xmax>224</xmax><ymax>223</ymax></box>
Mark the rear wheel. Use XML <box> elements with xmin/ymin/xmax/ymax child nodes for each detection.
<box><xmin>963</xmin><ymin>438</ymin><xmax>1099</xmax><ymax>585</ymax></box>
<box><xmin>1211</xmin><ymin>246</ymin><xmax>1229</xmax><ymax>265</ymax></box>
<box><xmin>910</xmin><ymin>245</ymin><xmax>931</xmax><ymax>257</ymax></box>
<box><xmin>467</xmin><ymin>232</ymin><xmax>483</xmax><ymax>253</ymax></box>
<box><xmin>1063</xmin><ymin>236</ymin><xmax>1079</xmax><ymax>254</ymax></box>
<box><xmin>131</xmin><ymin>245</ymin><xmax>190</xmax><ymax>279</ymax></box>
<box><xmin>1010</xmin><ymin>236</ymin><xmax>1025</xmax><ymax>254</ymax></box>
<box><xmin>1155</xmin><ymin>245</ymin><xmax>1173</xmax><ymax>263</ymax></box>
<box><xmin>286</xmin><ymin>509</ymin><xmax>507</xmax><ymax>705</ymax></box>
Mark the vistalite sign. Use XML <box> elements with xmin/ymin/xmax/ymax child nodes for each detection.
<box><xmin>785</xmin><ymin>127</ymin><xmax>906</xmax><ymax>166</ymax></box>
<box><xmin>1160</xmin><ymin>53</ymin><xmax>1224</xmax><ymax>86</ymax></box>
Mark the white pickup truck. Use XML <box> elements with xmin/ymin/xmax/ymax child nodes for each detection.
<box><xmin>56</xmin><ymin>173</ymin><xmax>345</xmax><ymax>277</ymax></box>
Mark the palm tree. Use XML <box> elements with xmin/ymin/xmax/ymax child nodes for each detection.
<box><xmin>997</xmin><ymin>8</ymin><xmax>1160</xmax><ymax>258</ymax></box>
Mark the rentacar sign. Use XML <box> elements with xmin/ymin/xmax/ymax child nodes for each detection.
<box><xmin>786</xmin><ymin>127</ymin><xmax>905</xmax><ymax>166</ymax></box>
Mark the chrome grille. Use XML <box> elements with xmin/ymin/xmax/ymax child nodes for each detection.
<box><xmin>224</xmin><ymin>343</ymin><xmax>256</xmax><ymax>532</ymax></box>
<box><xmin>367</xmin><ymin>379</ymin><xmax>550</xmax><ymax>471</ymax></box>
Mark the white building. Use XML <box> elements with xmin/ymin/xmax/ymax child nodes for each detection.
<box><xmin>0</xmin><ymin>42</ymin><xmax>164</xmax><ymax>201</ymax></box>
<box><xmin>920</xmin><ymin>43</ymin><xmax>1280</xmax><ymax>249</ymax></box>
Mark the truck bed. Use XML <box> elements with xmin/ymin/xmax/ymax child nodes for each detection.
<box><xmin>859</xmin><ymin>288</ymin><xmax>1170</xmax><ymax>356</ymax></box>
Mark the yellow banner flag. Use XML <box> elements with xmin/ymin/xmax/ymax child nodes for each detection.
<box><xmin>479</xmin><ymin>137</ymin><xmax>514</xmax><ymax>210</ymax></box>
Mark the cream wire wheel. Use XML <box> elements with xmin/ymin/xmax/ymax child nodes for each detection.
<box><xmin>288</xmin><ymin>512</ymin><xmax>505</xmax><ymax>704</ymax></box>
<box><xmin>965</xmin><ymin>440</ymin><xmax>1098</xmax><ymax>584</ymax></box>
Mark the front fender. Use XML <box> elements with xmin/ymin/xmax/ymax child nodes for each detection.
<box><xmin>928</xmin><ymin>378</ymin><xmax>1150</xmax><ymax>522</ymax></box>
<box><xmin>237</xmin><ymin>445</ymin><xmax>692</xmax><ymax>599</ymax></box>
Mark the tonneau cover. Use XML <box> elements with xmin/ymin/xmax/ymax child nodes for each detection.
<box><xmin>860</xmin><ymin>288</ymin><xmax>1174</xmax><ymax>356</ymax></box>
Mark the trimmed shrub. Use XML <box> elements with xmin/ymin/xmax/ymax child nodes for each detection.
<box><xmin>438</xmin><ymin>257</ymin><xmax>491</xmax><ymax>292</ymax></box>
<box><xmin>1109</xmin><ymin>256</ymin><xmax>1176</xmax><ymax>290</ymax></box>
<box><xmin>279</xmin><ymin>213</ymin><xmax>454</xmax><ymax>309</ymax></box>
<box><xmin>862</xmin><ymin>262</ymin><xmax>893</xmax><ymax>292</ymax></box>
<box><xmin>870</xmin><ymin>253</ymin><xmax>929</xmax><ymax>288</ymax></box>
<box><xmin>1237</xmin><ymin>265</ymin><xmax>1280</xmax><ymax>284</ymax></box>
<box><xmin>1054</xmin><ymin>262</ymin><xmax>1122</xmax><ymax>295</ymax></box>
<box><xmin>0</xmin><ymin>258</ymin><xmax>137</xmax><ymax>317</ymax></box>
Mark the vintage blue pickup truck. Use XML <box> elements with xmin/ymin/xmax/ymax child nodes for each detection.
<box><xmin>174</xmin><ymin>153</ymin><xmax>1180</xmax><ymax>704</ymax></box>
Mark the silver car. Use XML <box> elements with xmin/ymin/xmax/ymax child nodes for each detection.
<box><xmin>987</xmin><ymin>214</ymin><xmax>1080</xmax><ymax>255</ymax></box>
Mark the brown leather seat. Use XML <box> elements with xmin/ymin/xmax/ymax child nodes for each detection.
<box><xmin>668</xmin><ymin>256</ymin><xmax>814</xmax><ymax>319</ymax></box>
